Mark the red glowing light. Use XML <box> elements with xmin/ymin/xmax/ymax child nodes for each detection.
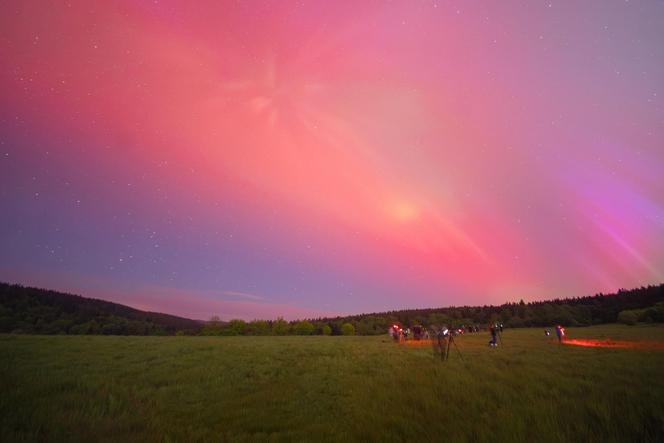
<box><xmin>563</xmin><ymin>339</ymin><xmax>664</xmax><ymax>350</ymax></box>
<box><xmin>402</xmin><ymin>340</ymin><xmax>435</xmax><ymax>346</ymax></box>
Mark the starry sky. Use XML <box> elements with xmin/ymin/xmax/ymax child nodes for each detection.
<box><xmin>1</xmin><ymin>1</ymin><xmax>663</xmax><ymax>320</ymax></box>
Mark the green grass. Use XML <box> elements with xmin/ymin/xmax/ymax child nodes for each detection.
<box><xmin>2</xmin><ymin>325</ymin><xmax>663</xmax><ymax>442</ymax></box>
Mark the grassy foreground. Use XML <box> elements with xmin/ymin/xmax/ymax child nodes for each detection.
<box><xmin>2</xmin><ymin>325</ymin><xmax>663</xmax><ymax>442</ymax></box>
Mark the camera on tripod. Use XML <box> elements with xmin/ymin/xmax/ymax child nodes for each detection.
<box><xmin>433</xmin><ymin>325</ymin><xmax>463</xmax><ymax>362</ymax></box>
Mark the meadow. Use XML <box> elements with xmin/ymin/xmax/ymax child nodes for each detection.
<box><xmin>1</xmin><ymin>325</ymin><xmax>663</xmax><ymax>442</ymax></box>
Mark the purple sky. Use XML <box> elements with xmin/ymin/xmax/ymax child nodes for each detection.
<box><xmin>1</xmin><ymin>1</ymin><xmax>663</xmax><ymax>320</ymax></box>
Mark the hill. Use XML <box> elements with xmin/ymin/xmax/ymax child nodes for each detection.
<box><xmin>0</xmin><ymin>283</ymin><xmax>202</xmax><ymax>335</ymax></box>
<box><xmin>316</xmin><ymin>283</ymin><xmax>664</xmax><ymax>334</ymax></box>
<box><xmin>1</xmin><ymin>281</ymin><xmax>663</xmax><ymax>336</ymax></box>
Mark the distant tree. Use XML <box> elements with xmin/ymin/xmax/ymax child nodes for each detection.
<box><xmin>330</xmin><ymin>322</ymin><xmax>342</xmax><ymax>335</ymax></box>
<box><xmin>618</xmin><ymin>310</ymin><xmax>639</xmax><ymax>325</ymax></box>
<box><xmin>248</xmin><ymin>319</ymin><xmax>270</xmax><ymax>335</ymax></box>
<box><xmin>293</xmin><ymin>320</ymin><xmax>315</xmax><ymax>335</ymax></box>
<box><xmin>225</xmin><ymin>319</ymin><xmax>248</xmax><ymax>335</ymax></box>
<box><xmin>356</xmin><ymin>316</ymin><xmax>386</xmax><ymax>335</ymax></box>
<box><xmin>0</xmin><ymin>315</ymin><xmax>15</xmax><ymax>332</ymax></box>
<box><xmin>499</xmin><ymin>308</ymin><xmax>513</xmax><ymax>325</ymax></box>
<box><xmin>506</xmin><ymin>316</ymin><xmax>524</xmax><ymax>328</ymax></box>
<box><xmin>86</xmin><ymin>320</ymin><xmax>101</xmax><ymax>335</ymax></box>
<box><xmin>644</xmin><ymin>302</ymin><xmax>664</xmax><ymax>322</ymax></box>
<box><xmin>341</xmin><ymin>323</ymin><xmax>355</xmax><ymax>336</ymax></box>
<box><xmin>200</xmin><ymin>316</ymin><xmax>224</xmax><ymax>335</ymax></box>
<box><xmin>551</xmin><ymin>305</ymin><xmax>575</xmax><ymax>325</ymax></box>
<box><xmin>101</xmin><ymin>316</ymin><xmax>128</xmax><ymax>335</ymax></box>
<box><xmin>272</xmin><ymin>317</ymin><xmax>290</xmax><ymax>335</ymax></box>
<box><xmin>69</xmin><ymin>322</ymin><xmax>88</xmax><ymax>335</ymax></box>
<box><xmin>427</xmin><ymin>313</ymin><xmax>451</xmax><ymax>327</ymax></box>
<box><xmin>321</xmin><ymin>324</ymin><xmax>332</xmax><ymax>336</ymax></box>
<box><xmin>572</xmin><ymin>305</ymin><xmax>593</xmax><ymax>326</ymax></box>
<box><xmin>153</xmin><ymin>327</ymin><xmax>168</xmax><ymax>336</ymax></box>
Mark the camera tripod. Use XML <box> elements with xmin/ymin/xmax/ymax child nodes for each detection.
<box><xmin>444</xmin><ymin>333</ymin><xmax>464</xmax><ymax>362</ymax></box>
<box><xmin>434</xmin><ymin>331</ymin><xmax>464</xmax><ymax>362</ymax></box>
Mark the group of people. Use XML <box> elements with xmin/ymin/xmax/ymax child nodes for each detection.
<box><xmin>392</xmin><ymin>322</ymin><xmax>568</xmax><ymax>349</ymax></box>
<box><xmin>390</xmin><ymin>324</ymin><xmax>433</xmax><ymax>342</ymax></box>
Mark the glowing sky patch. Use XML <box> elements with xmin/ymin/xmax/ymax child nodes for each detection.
<box><xmin>1</xmin><ymin>1</ymin><xmax>663</xmax><ymax>320</ymax></box>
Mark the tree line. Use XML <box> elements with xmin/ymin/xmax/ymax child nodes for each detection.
<box><xmin>200</xmin><ymin>283</ymin><xmax>664</xmax><ymax>336</ymax></box>
<box><xmin>320</xmin><ymin>283</ymin><xmax>664</xmax><ymax>334</ymax></box>
<box><xmin>1</xmin><ymin>282</ymin><xmax>663</xmax><ymax>336</ymax></box>
<box><xmin>0</xmin><ymin>283</ymin><xmax>201</xmax><ymax>335</ymax></box>
<box><xmin>199</xmin><ymin>316</ymin><xmax>356</xmax><ymax>336</ymax></box>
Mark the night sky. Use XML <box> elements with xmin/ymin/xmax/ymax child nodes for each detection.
<box><xmin>1</xmin><ymin>1</ymin><xmax>663</xmax><ymax>320</ymax></box>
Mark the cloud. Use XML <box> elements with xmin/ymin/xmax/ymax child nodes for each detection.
<box><xmin>112</xmin><ymin>285</ymin><xmax>343</xmax><ymax>321</ymax></box>
<box><xmin>220</xmin><ymin>290</ymin><xmax>265</xmax><ymax>301</ymax></box>
<box><xmin>0</xmin><ymin>270</ymin><xmax>342</xmax><ymax>321</ymax></box>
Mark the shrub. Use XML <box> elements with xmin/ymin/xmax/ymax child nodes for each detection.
<box><xmin>248</xmin><ymin>320</ymin><xmax>270</xmax><ymax>335</ymax></box>
<box><xmin>272</xmin><ymin>317</ymin><xmax>290</xmax><ymax>335</ymax></box>
<box><xmin>618</xmin><ymin>310</ymin><xmax>639</xmax><ymax>326</ymax></box>
<box><xmin>321</xmin><ymin>324</ymin><xmax>332</xmax><ymax>336</ymax></box>
<box><xmin>224</xmin><ymin>319</ymin><xmax>248</xmax><ymax>335</ymax></box>
<box><xmin>293</xmin><ymin>320</ymin><xmax>315</xmax><ymax>335</ymax></box>
<box><xmin>200</xmin><ymin>316</ymin><xmax>224</xmax><ymax>335</ymax></box>
<box><xmin>644</xmin><ymin>302</ymin><xmax>664</xmax><ymax>323</ymax></box>
<box><xmin>341</xmin><ymin>323</ymin><xmax>355</xmax><ymax>336</ymax></box>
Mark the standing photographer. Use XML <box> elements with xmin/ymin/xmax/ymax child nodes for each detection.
<box><xmin>434</xmin><ymin>326</ymin><xmax>449</xmax><ymax>360</ymax></box>
<box><xmin>489</xmin><ymin>324</ymin><xmax>498</xmax><ymax>347</ymax></box>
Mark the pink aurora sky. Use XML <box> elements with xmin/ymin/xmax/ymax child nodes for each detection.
<box><xmin>1</xmin><ymin>1</ymin><xmax>663</xmax><ymax>320</ymax></box>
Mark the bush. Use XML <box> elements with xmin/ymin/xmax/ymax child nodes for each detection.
<box><xmin>321</xmin><ymin>324</ymin><xmax>332</xmax><ymax>336</ymax></box>
<box><xmin>293</xmin><ymin>320</ymin><xmax>314</xmax><ymax>335</ymax></box>
<box><xmin>272</xmin><ymin>317</ymin><xmax>290</xmax><ymax>335</ymax></box>
<box><xmin>248</xmin><ymin>320</ymin><xmax>270</xmax><ymax>335</ymax></box>
<box><xmin>200</xmin><ymin>316</ymin><xmax>224</xmax><ymax>335</ymax></box>
<box><xmin>618</xmin><ymin>310</ymin><xmax>639</xmax><ymax>326</ymax></box>
<box><xmin>644</xmin><ymin>302</ymin><xmax>664</xmax><ymax>323</ymax></box>
<box><xmin>341</xmin><ymin>323</ymin><xmax>355</xmax><ymax>336</ymax></box>
<box><xmin>224</xmin><ymin>319</ymin><xmax>248</xmax><ymax>335</ymax></box>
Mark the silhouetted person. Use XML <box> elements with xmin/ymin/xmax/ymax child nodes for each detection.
<box><xmin>434</xmin><ymin>326</ymin><xmax>449</xmax><ymax>360</ymax></box>
<box><xmin>391</xmin><ymin>326</ymin><xmax>400</xmax><ymax>342</ymax></box>
<box><xmin>489</xmin><ymin>324</ymin><xmax>498</xmax><ymax>347</ymax></box>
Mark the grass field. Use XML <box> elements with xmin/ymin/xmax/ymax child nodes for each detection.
<box><xmin>2</xmin><ymin>325</ymin><xmax>664</xmax><ymax>442</ymax></box>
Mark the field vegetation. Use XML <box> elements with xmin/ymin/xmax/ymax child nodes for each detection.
<box><xmin>2</xmin><ymin>324</ymin><xmax>663</xmax><ymax>442</ymax></box>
